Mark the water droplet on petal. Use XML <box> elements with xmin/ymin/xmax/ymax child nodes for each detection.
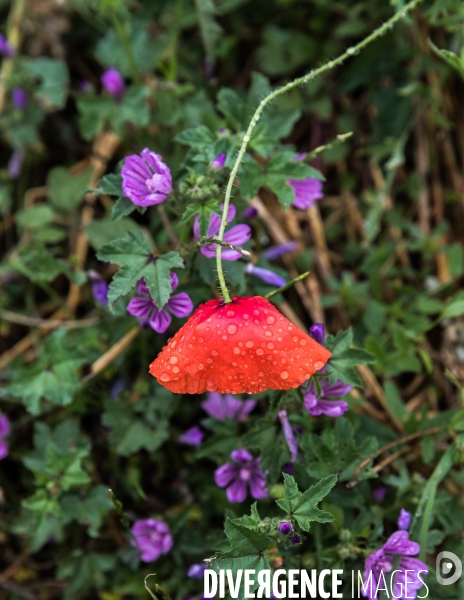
<box><xmin>253</xmin><ymin>310</ymin><xmax>259</xmax><ymax>316</ymax></box>
<box><xmin>314</xmin><ymin>360</ymin><xmax>325</xmax><ymax>370</ymax></box>
<box><xmin>267</xmin><ymin>342</ymin><xmax>274</xmax><ymax>349</ymax></box>
<box><xmin>198</xmin><ymin>363</ymin><xmax>204</xmax><ymax>370</ymax></box>
<box><xmin>266</xmin><ymin>316</ymin><xmax>275</xmax><ymax>324</ymax></box>
<box><xmin>264</xmin><ymin>331</ymin><xmax>272</xmax><ymax>338</ymax></box>
<box><xmin>243</xmin><ymin>313</ymin><xmax>249</xmax><ymax>320</ymax></box>
<box><xmin>226</xmin><ymin>310</ymin><xmax>235</xmax><ymax>317</ymax></box>
<box><xmin>222</xmin><ymin>335</ymin><xmax>228</xmax><ymax>340</ymax></box>
<box><xmin>256</xmin><ymin>348</ymin><xmax>264</xmax><ymax>355</ymax></box>
<box><xmin>171</xmin><ymin>341</ymin><xmax>177</xmax><ymax>349</ymax></box>
<box><xmin>227</xmin><ymin>324</ymin><xmax>238</xmax><ymax>334</ymax></box>
<box><xmin>277</xmin><ymin>336</ymin><xmax>282</xmax><ymax>342</ymax></box>
<box><xmin>304</xmin><ymin>373</ymin><xmax>310</xmax><ymax>379</ymax></box>
<box><xmin>233</xmin><ymin>347</ymin><xmax>240</xmax><ymax>354</ymax></box>
<box><xmin>293</xmin><ymin>336</ymin><xmax>299</xmax><ymax>342</ymax></box>
<box><xmin>280</xmin><ymin>370</ymin><xmax>289</xmax><ymax>380</ymax></box>
<box><xmin>245</xmin><ymin>340</ymin><xmax>254</xmax><ymax>348</ymax></box>
<box><xmin>206</xmin><ymin>358</ymin><xmax>213</xmax><ymax>364</ymax></box>
<box><xmin>300</xmin><ymin>339</ymin><xmax>306</xmax><ymax>346</ymax></box>
<box><xmin>172</xmin><ymin>366</ymin><xmax>180</xmax><ymax>373</ymax></box>
<box><xmin>206</xmin><ymin>380</ymin><xmax>216</xmax><ymax>391</ymax></box>
<box><xmin>211</xmin><ymin>350</ymin><xmax>218</xmax><ymax>356</ymax></box>
<box><xmin>160</xmin><ymin>372</ymin><xmax>170</xmax><ymax>381</ymax></box>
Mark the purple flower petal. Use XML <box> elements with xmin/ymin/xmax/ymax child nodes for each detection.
<box><xmin>136</xmin><ymin>278</ymin><xmax>150</xmax><ymax>296</ymax></box>
<box><xmin>279</xmin><ymin>522</ymin><xmax>292</xmax><ymax>535</ymax></box>
<box><xmin>243</xmin><ymin>206</ymin><xmax>258</xmax><ymax>219</ymax></box>
<box><xmin>127</xmin><ymin>297</ymin><xmax>154</xmax><ymax>320</ymax></box>
<box><xmin>245</xmin><ymin>264</ymin><xmax>286</xmax><ymax>287</ymax></box>
<box><xmin>121</xmin><ymin>149</ymin><xmax>172</xmax><ymax>207</ymax></box>
<box><xmin>11</xmin><ymin>87</ymin><xmax>27</xmax><ymax>110</ymax></box>
<box><xmin>398</xmin><ymin>508</ymin><xmax>411</xmax><ymax>531</ymax></box>
<box><xmin>309</xmin><ymin>323</ymin><xmax>325</xmax><ymax>345</ymax></box>
<box><xmin>188</xmin><ymin>564</ymin><xmax>207</xmax><ymax>578</ymax></box>
<box><xmin>170</xmin><ymin>272</ymin><xmax>179</xmax><ymax>291</ymax></box>
<box><xmin>179</xmin><ymin>426</ymin><xmax>204</xmax><ymax>446</ymax></box>
<box><xmin>288</xmin><ymin>178</ymin><xmax>324</xmax><ymax>210</ymax></box>
<box><xmin>166</xmin><ymin>293</ymin><xmax>193</xmax><ymax>318</ymax></box>
<box><xmin>211</xmin><ymin>153</ymin><xmax>227</xmax><ymax>169</ymax></box>
<box><xmin>0</xmin><ymin>440</ymin><xmax>9</xmax><ymax>461</ymax></box>
<box><xmin>278</xmin><ymin>410</ymin><xmax>298</xmax><ymax>462</ymax></box>
<box><xmin>263</xmin><ymin>242</ymin><xmax>299</xmax><ymax>260</ymax></box>
<box><xmin>231</xmin><ymin>448</ymin><xmax>253</xmax><ymax>464</ymax></box>
<box><xmin>131</xmin><ymin>518</ymin><xmax>172</xmax><ymax>563</ymax></box>
<box><xmin>249</xmin><ymin>474</ymin><xmax>268</xmax><ymax>499</ymax></box>
<box><xmin>383</xmin><ymin>531</ymin><xmax>420</xmax><ymax>556</ymax></box>
<box><xmin>0</xmin><ymin>414</ymin><xmax>11</xmax><ymax>438</ymax></box>
<box><xmin>226</xmin><ymin>478</ymin><xmax>248</xmax><ymax>503</ymax></box>
<box><xmin>149</xmin><ymin>308</ymin><xmax>172</xmax><ymax>333</ymax></box>
<box><xmin>306</xmin><ymin>398</ymin><xmax>348</xmax><ymax>417</ymax></box>
<box><xmin>372</xmin><ymin>485</ymin><xmax>387</xmax><ymax>502</ymax></box>
<box><xmin>201</xmin><ymin>393</ymin><xmax>255</xmax><ymax>421</ymax></box>
<box><xmin>215</xmin><ymin>463</ymin><xmax>238</xmax><ymax>487</ymax></box>
<box><xmin>0</xmin><ymin>34</ymin><xmax>14</xmax><ymax>57</ymax></box>
<box><xmin>8</xmin><ymin>148</ymin><xmax>24</xmax><ymax>179</ymax></box>
<box><xmin>101</xmin><ymin>67</ymin><xmax>125</xmax><ymax>98</ymax></box>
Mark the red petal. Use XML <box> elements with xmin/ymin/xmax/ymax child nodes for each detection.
<box><xmin>149</xmin><ymin>296</ymin><xmax>331</xmax><ymax>394</ymax></box>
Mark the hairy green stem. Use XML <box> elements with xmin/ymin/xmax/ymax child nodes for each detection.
<box><xmin>215</xmin><ymin>0</ymin><xmax>422</xmax><ymax>302</ymax></box>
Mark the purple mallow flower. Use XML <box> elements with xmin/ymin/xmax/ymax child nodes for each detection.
<box><xmin>279</xmin><ymin>522</ymin><xmax>292</xmax><ymax>535</ymax></box>
<box><xmin>121</xmin><ymin>148</ymin><xmax>172</xmax><ymax>207</ymax></box>
<box><xmin>0</xmin><ymin>34</ymin><xmax>14</xmax><ymax>57</ymax></box>
<box><xmin>309</xmin><ymin>323</ymin><xmax>325</xmax><ymax>345</ymax></box>
<box><xmin>179</xmin><ymin>426</ymin><xmax>204</xmax><ymax>446</ymax></box>
<box><xmin>101</xmin><ymin>67</ymin><xmax>125</xmax><ymax>98</ymax></box>
<box><xmin>215</xmin><ymin>449</ymin><xmax>267</xmax><ymax>503</ymax></box>
<box><xmin>245</xmin><ymin>264</ymin><xmax>286</xmax><ymax>288</ymax></box>
<box><xmin>263</xmin><ymin>242</ymin><xmax>298</xmax><ymax>260</ymax></box>
<box><xmin>131</xmin><ymin>518</ymin><xmax>173</xmax><ymax>563</ymax></box>
<box><xmin>372</xmin><ymin>485</ymin><xmax>387</xmax><ymax>502</ymax></box>
<box><xmin>398</xmin><ymin>509</ymin><xmax>411</xmax><ymax>531</ymax></box>
<box><xmin>278</xmin><ymin>410</ymin><xmax>298</xmax><ymax>462</ymax></box>
<box><xmin>211</xmin><ymin>153</ymin><xmax>226</xmax><ymax>169</ymax></box>
<box><xmin>288</xmin><ymin>154</ymin><xmax>323</xmax><ymax>210</ymax></box>
<box><xmin>11</xmin><ymin>87</ymin><xmax>27</xmax><ymax>109</ymax></box>
<box><xmin>0</xmin><ymin>414</ymin><xmax>11</xmax><ymax>460</ymax></box>
<box><xmin>201</xmin><ymin>392</ymin><xmax>256</xmax><ymax>421</ymax></box>
<box><xmin>194</xmin><ymin>204</ymin><xmax>251</xmax><ymax>261</ymax></box>
<box><xmin>127</xmin><ymin>274</ymin><xmax>193</xmax><ymax>333</ymax></box>
<box><xmin>362</xmin><ymin>530</ymin><xmax>428</xmax><ymax>600</ymax></box>
<box><xmin>303</xmin><ymin>370</ymin><xmax>351</xmax><ymax>417</ymax></box>
<box><xmin>188</xmin><ymin>564</ymin><xmax>207</xmax><ymax>579</ymax></box>
<box><xmin>7</xmin><ymin>148</ymin><xmax>24</xmax><ymax>179</ymax></box>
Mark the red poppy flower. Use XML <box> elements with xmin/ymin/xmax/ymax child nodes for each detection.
<box><xmin>149</xmin><ymin>296</ymin><xmax>331</xmax><ymax>395</ymax></box>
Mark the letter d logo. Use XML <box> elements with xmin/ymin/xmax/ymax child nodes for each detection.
<box><xmin>436</xmin><ymin>551</ymin><xmax>462</xmax><ymax>586</ymax></box>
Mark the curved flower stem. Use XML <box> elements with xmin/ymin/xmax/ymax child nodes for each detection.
<box><xmin>265</xmin><ymin>271</ymin><xmax>310</xmax><ymax>299</ymax></box>
<box><xmin>215</xmin><ymin>0</ymin><xmax>422</xmax><ymax>302</ymax></box>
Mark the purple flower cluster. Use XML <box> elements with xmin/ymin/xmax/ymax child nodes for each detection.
<box><xmin>194</xmin><ymin>204</ymin><xmax>251</xmax><ymax>261</ymax></box>
<box><xmin>127</xmin><ymin>274</ymin><xmax>193</xmax><ymax>333</ymax></box>
<box><xmin>303</xmin><ymin>323</ymin><xmax>351</xmax><ymax>417</ymax></box>
<box><xmin>288</xmin><ymin>153</ymin><xmax>324</xmax><ymax>210</ymax></box>
<box><xmin>101</xmin><ymin>67</ymin><xmax>125</xmax><ymax>98</ymax></box>
<box><xmin>0</xmin><ymin>414</ymin><xmax>10</xmax><ymax>460</ymax></box>
<box><xmin>121</xmin><ymin>148</ymin><xmax>172</xmax><ymax>207</ymax></box>
<box><xmin>0</xmin><ymin>34</ymin><xmax>14</xmax><ymax>57</ymax></box>
<box><xmin>362</xmin><ymin>515</ymin><xmax>428</xmax><ymax>600</ymax></box>
<box><xmin>215</xmin><ymin>449</ymin><xmax>267</xmax><ymax>503</ymax></box>
<box><xmin>201</xmin><ymin>392</ymin><xmax>256</xmax><ymax>421</ymax></box>
<box><xmin>131</xmin><ymin>518</ymin><xmax>173</xmax><ymax>562</ymax></box>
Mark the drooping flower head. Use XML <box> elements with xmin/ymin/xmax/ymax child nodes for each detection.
<box><xmin>11</xmin><ymin>87</ymin><xmax>27</xmax><ymax>110</ymax></box>
<box><xmin>0</xmin><ymin>414</ymin><xmax>11</xmax><ymax>460</ymax></box>
<box><xmin>121</xmin><ymin>148</ymin><xmax>172</xmax><ymax>207</ymax></box>
<box><xmin>194</xmin><ymin>204</ymin><xmax>251</xmax><ymax>261</ymax></box>
<box><xmin>211</xmin><ymin>153</ymin><xmax>227</xmax><ymax>169</ymax></box>
<box><xmin>245</xmin><ymin>264</ymin><xmax>286</xmax><ymax>288</ymax></box>
<box><xmin>149</xmin><ymin>296</ymin><xmax>331</xmax><ymax>394</ymax></box>
<box><xmin>362</xmin><ymin>530</ymin><xmax>428</xmax><ymax>600</ymax></box>
<box><xmin>178</xmin><ymin>426</ymin><xmax>204</xmax><ymax>446</ymax></box>
<box><xmin>131</xmin><ymin>518</ymin><xmax>173</xmax><ymax>562</ymax></box>
<box><xmin>309</xmin><ymin>323</ymin><xmax>325</xmax><ymax>345</ymax></box>
<box><xmin>201</xmin><ymin>392</ymin><xmax>256</xmax><ymax>421</ymax></box>
<box><xmin>278</xmin><ymin>409</ymin><xmax>298</xmax><ymax>462</ymax></box>
<box><xmin>127</xmin><ymin>274</ymin><xmax>193</xmax><ymax>333</ymax></box>
<box><xmin>303</xmin><ymin>371</ymin><xmax>351</xmax><ymax>417</ymax></box>
<box><xmin>215</xmin><ymin>449</ymin><xmax>267</xmax><ymax>503</ymax></box>
<box><xmin>101</xmin><ymin>67</ymin><xmax>125</xmax><ymax>98</ymax></box>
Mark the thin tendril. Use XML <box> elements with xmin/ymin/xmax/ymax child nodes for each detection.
<box><xmin>215</xmin><ymin>0</ymin><xmax>421</xmax><ymax>303</ymax></box>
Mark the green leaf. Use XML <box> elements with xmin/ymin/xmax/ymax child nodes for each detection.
<box><xmin>96</xmin><ymin>230</ymin><xmax>183</xmax><ymax>310</ymax></box>
<box><xmin>440</xmin><ymin>297</ymin><xmax>464</xmax><ymax>319</ymax></box>
<box><xmin>16</xmin><ymin>205</ymin><xmax>56</xmax><ymax>229</ymax></box>
<box><xmin>95</xmin><ymin>173</ymin><xmax>123</xmax><ymax>197</ymax></box>
<box><xmin>181</xmin><ymin>200</ymin><xmax>221</xmax><ymax>238</ymax></box>
<box><xmin>428</xmin><ymin>39</ymin><xmax>464</xmax><ymax>79</ymax></box>
<box><xmin>325</xmin><ymin>328</ymin><xmax>376</xmax><ymax>387</ymax></box>
<box><xmin>85</xmin><ymin>217</ymin><xmax>138</xmax><ymax>250</ymax></box>
<box><xmin>195</xmin><ymin>0</ymin><xmax>223</xmax><ymax>61</ymax></box>
<box><xmin>239</xmin><ymin>160</ymin><xmax>266</xmax><ymax>200</ymax></box>
<box><xmin>174</xmin><ymin>125</ymin><xmax>216</xmax><ymax>149</ymax></box>
<box><xmin>9</xmin><ymin>331</ymin><xmax>86</xmax><ymax>414</ymax></box>
<box><xmin>276</xmin><ymin>474</ymin><xmax>336</xmax><ymax>531</ymax></box>
<box><xmin>61</xmin><ymin>486</ymin><xmax>113</xmax><ymax>536</ymax></box>
<box><xmin>26</xmin><ymin>58</ymin><xmax>69</xmax><ymax>109</ymax></box>
<box><xmin>112</xmin><ymin>195</ymin><xmax>138</xmax><ymax>220</ymax></box>
<box><xmin>47</xmin><ymin>166</ymin><xmax>94</xmax><ymax>211</ymax></box>
<box><xmin>11</xmin><ymin>244</ymin><xmax>73</xmax><ymax>283</ymax></box>
<box><xmin>266</xmin><ymin>176</ymin><xmax>296</xmax><ymax>209</ymax></box>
